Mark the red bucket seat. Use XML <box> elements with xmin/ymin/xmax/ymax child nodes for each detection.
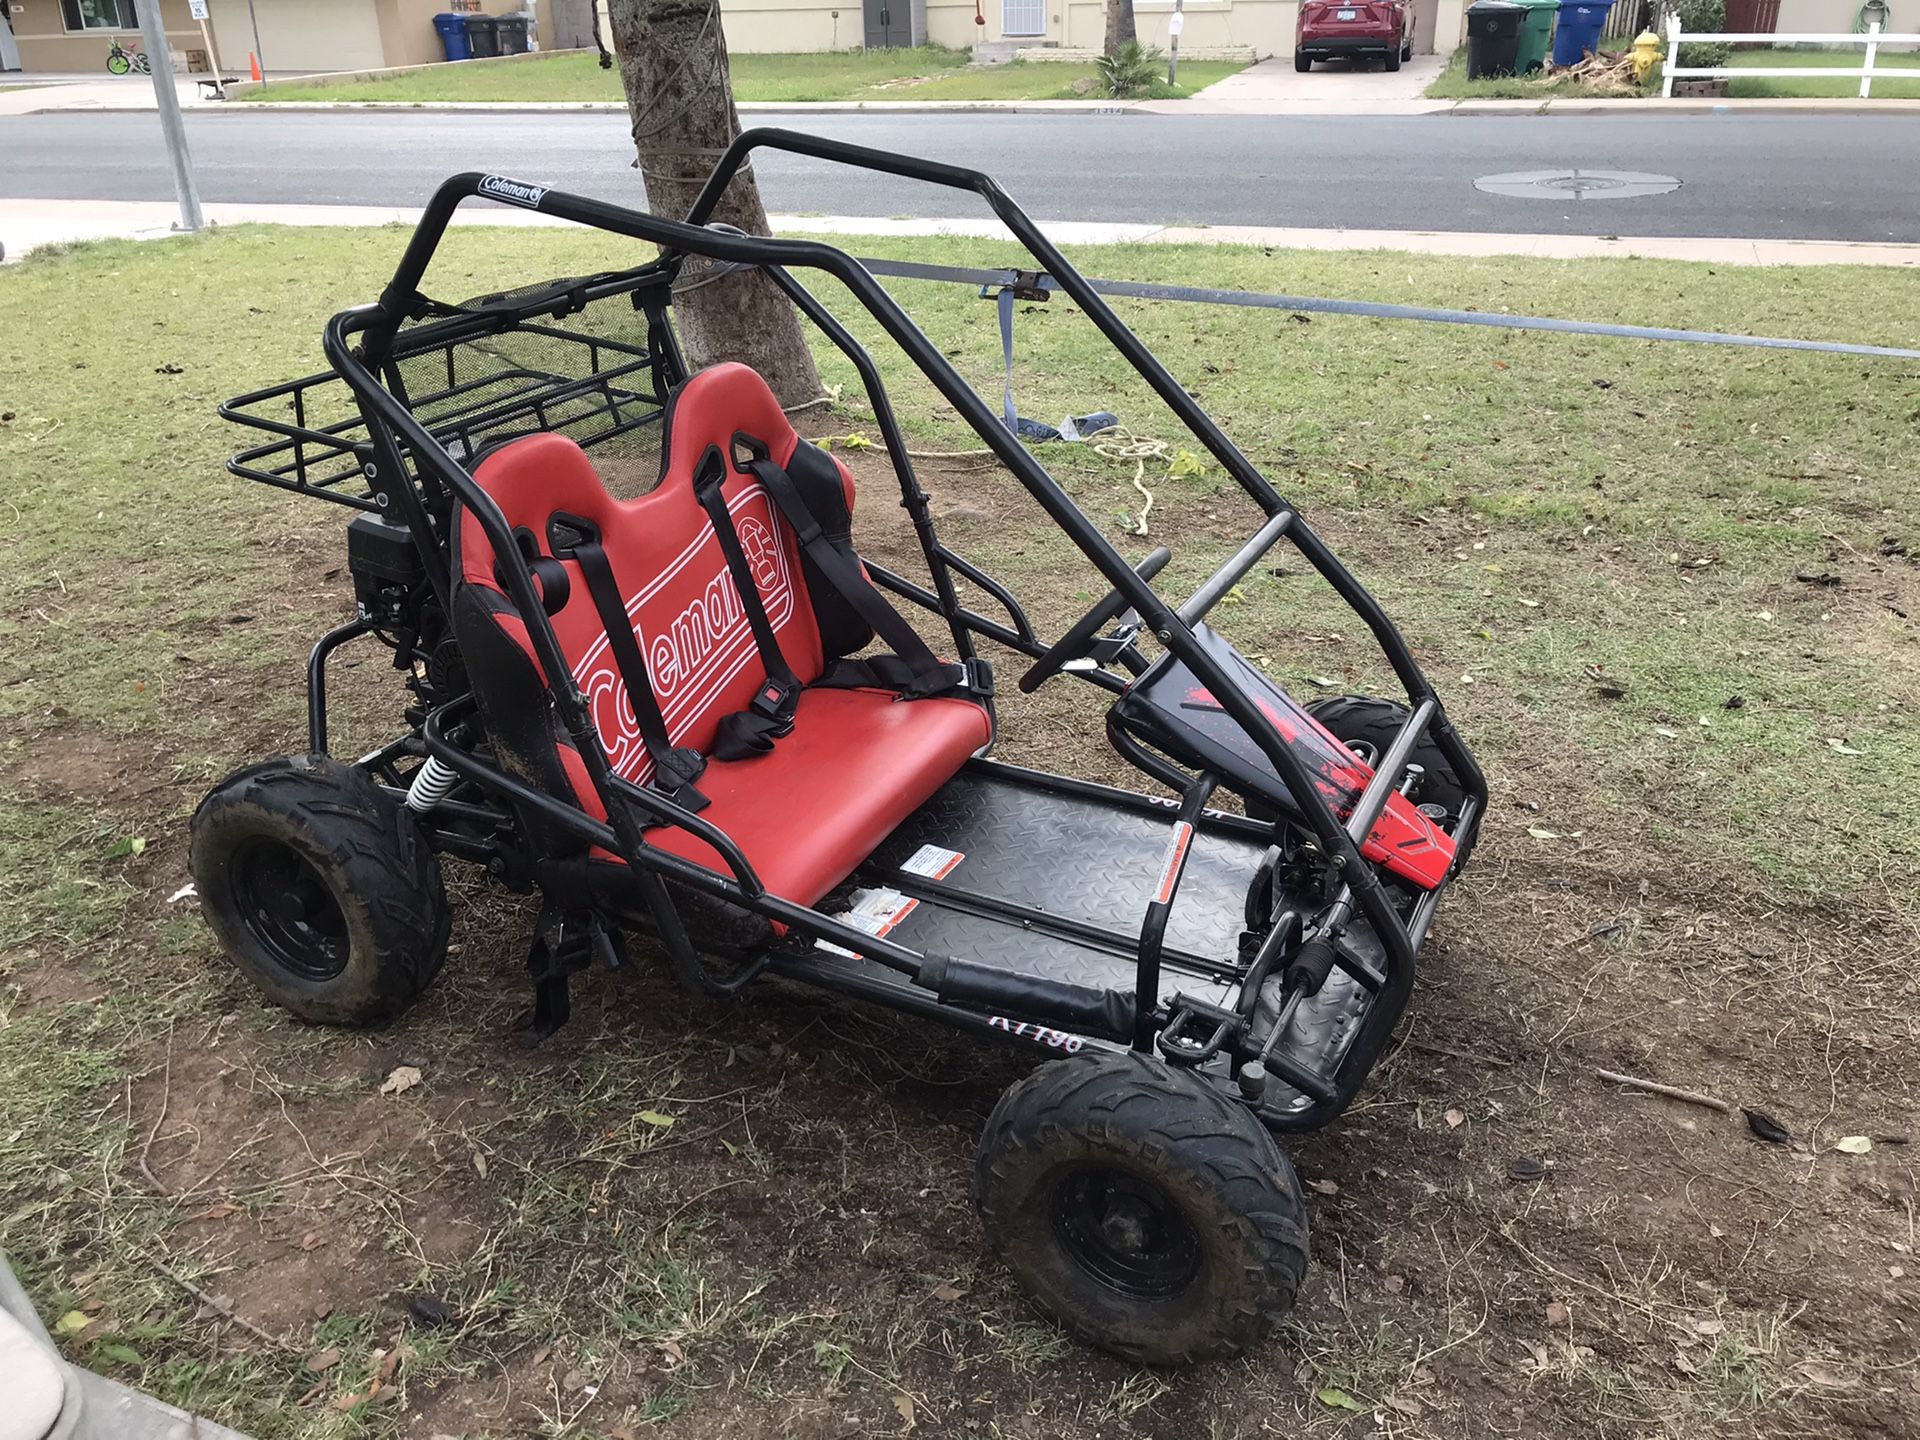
<box><xmin>450</xmin><ymin>362</ymin><xmax>992</xmax><ymax>906</ymax></box>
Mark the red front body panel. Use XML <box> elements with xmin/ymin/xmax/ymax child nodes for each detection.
<box><xmin>1109</xmin><ymin>626</ymin><xmax>1457</xmax><ymax>891</ymax></box>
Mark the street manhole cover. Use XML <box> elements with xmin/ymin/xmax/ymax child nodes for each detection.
<box><xmin>1474</xmin><ymin>169</ymin><xmax>1682</xmax><ymax>200</ymax></box>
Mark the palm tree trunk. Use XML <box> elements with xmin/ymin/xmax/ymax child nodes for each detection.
<box><xmin>606</xmin><ymin>0</ymin><xmax>824</xmax><ymax>409</ymax></box>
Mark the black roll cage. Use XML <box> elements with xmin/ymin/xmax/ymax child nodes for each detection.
<box><xmin>309</xmin><ymin>128</ymin><xmax>1487</xmax><ymax>1118</ymax></box>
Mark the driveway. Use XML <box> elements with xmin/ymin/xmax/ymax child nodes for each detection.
<box><xmin>1178</xmin><ymin>52</ymin><xmax>1448</xmax><ymax>113</ymax></box>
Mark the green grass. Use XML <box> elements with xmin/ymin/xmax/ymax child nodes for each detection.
<box><xmin>4</xmin><ymin>226</ymin><xmax>1918</xmax><ymax>1435</ymax></box>
<box><xmin>4</xmin><ymin>225</ymin><xmax>1917</xmax><ymax>888</ymax></box>
<box><xmin>238</xmin><ymin>46</ymin><xmax>1244</xmax><ymax>103</ymax></box>
<box><xmin>1720</xmin><ymin>44</ymin><xmax>1920</xmax><ymax>98</ymax></box>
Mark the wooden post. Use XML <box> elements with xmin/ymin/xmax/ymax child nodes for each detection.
<box><xmin>1860</xmin><ymin>20</ymin><xmax>1879</xmax><ymax>98</ymax></box>
<box><xmin>192</xmin><ymin>0</ymin><xmax>226</xmax><ymax>97</ymax></box>
<box><xmin>1167</xmin><ymin>0</ymin><xmax>1184</xmax><ymax>85</ymax></box>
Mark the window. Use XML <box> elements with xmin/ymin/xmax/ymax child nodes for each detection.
<box><xmin>1002</xmin><ymin>0</ymin><xmax>1046</xmax><ymax>36</ymax></box>
<box><xmin>62</xmin><ymin>0</ymin><xmax>138</xmax><ymax>31</ymax></box>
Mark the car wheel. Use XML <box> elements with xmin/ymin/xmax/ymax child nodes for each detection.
<box><xmin>1384</xmin><ymin>47</ymin><xmax>1402</xmax><ymax>71</ymax></box>
<box><xmin>1294</xmin><ymin>53</ymin><xmax>1312</xmax><ymax>71</ymax></box>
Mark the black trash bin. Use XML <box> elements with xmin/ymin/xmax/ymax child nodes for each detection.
<box><xmin>464</xmin><ymin>14</ymin><xmax>501</xmax><ymax>58</ymax></box>
<box><xmin>1465</xmin><ymin>0</ymin><xmax>1525</xmax><ymax>78</ymax></box>
<box><xmin>494</xmin><ymin>13</ymin><xmax>530</xmax><ymax>53</ymax></box>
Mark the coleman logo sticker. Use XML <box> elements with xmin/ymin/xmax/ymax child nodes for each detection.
<box><xmin>571</xmin><ymin>487</ymin><xmax>797</xmax><ymax>784</ymax></box>
<box><xmin>478</xmin><ymin>174</ymin><xmax>548</xmax><ymax>209</ymax></box>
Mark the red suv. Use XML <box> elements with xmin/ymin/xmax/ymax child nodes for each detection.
<box><xmin>1295</xmin><ymin>0</ymin><xmax>1415</xmax><ymax>71</ymax></box>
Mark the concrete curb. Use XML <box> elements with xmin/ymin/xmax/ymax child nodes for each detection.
<box><xmin>42</xmin><ymin>98</ymin><xmax>1149</xmax><ymax>116</ymax></box>
<box><xmin>8</xmin><ymin>198</ymin><xmax>1919</xmax><ymax>268</ymax></box>
<box><xmin>43</xmin><ymin>92</ymin><xmax>1920</xmax><ymax>116</ymax></box>
<box><xmin>1448</xmin><ymin>94</ymin><xmax>1920</xmax><ymax>114</ymax></box>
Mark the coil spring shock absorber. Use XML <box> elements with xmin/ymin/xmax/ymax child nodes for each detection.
<box><xmin>404</xmin><ymin>755</ymin><xmax>459</xmax><ymax>813</ymax></box>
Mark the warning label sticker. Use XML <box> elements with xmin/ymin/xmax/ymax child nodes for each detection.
<box><xmin>1153</xmin><ymin>821</ymin><xmax>1195</xmax><ymax>906</ymax></box>
<box><xmin>816</xmin><ymin>887</ymin><xmax>921</xmax><ymax>957</ymax></box>
<box><xmin>898</xmin><ymin>843</ymin><xmax>965</xmax><ymax>880</ymax></box>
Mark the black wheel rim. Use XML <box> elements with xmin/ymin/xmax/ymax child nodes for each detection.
<box><xmin>1051</xmin><ymin>1167</ymin><xmax>1202</xmax><ymax>1300</ymax></box>
<box><xmin>229</xmin><ymin>839</ymin><xmax>349</xmax><ymax>982</ymax></box>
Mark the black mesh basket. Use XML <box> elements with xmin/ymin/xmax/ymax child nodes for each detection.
<box><xmin>222</xmin><ymin>268</ymin><xmax>681</xmax><ymax>512</ymax></box>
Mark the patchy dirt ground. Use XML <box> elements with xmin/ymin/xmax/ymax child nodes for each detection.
<box><xmin>6</xmin><ymin>439</ymin><xmax>1918</xmax><ymax>1440</ymax></box>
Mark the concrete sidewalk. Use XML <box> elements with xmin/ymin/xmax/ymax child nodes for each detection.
<box><xmin>6</xmin><ymin>66</ymin><xmax>1920</xmax><ymax>117</ymax></box>
<box><xmin>6</xmin><ymin>196</ymin><xmax>1918</xmax><ymax>268</ymax></box>
<box><xmin>0</xmin><ymin>74</ymin><xmax>208</xmax><ymax>117</ymax></box>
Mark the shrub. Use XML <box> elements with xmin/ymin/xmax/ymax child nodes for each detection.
<box><xmin>1674</xmin><ymin>0</ymin><xmax>1731</xmax><ymax>70</ymax></box>
<box><xmin>1097</xmin><ymin>41</ymin><xmax>1164</xmax><ymax>98</ymax></box>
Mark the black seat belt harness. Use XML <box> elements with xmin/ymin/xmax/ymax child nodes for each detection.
<box><xmin>693</xmin><ymin>453</ymin><xmax>803</xmax><ymax>761</ymax></box>
<box><xmin>745</xmin><ymin>454</ymin><xmax>984</xmax><ymax>702</ymax></box>
<box><xmin>548</xmin><ymin>517</ymin><xmax>710</xmax><ymax>812</ymax></box>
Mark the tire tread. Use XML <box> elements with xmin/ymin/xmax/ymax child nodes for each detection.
<box><xmin>190</xmin><ymin>755</ymin><xmax>449</xmax><ymax>1025</ymax></box>
<box><xmin>975</xmin><ymin>1050</ymin><xmax>1309</xmax><ymax>1364</ymax></box>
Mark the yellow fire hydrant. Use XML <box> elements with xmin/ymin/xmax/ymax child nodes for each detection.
<box><xmin>1632</xmin><ymin>29</ymin><xmax>1663</xmax><ymax>83</ymax></box>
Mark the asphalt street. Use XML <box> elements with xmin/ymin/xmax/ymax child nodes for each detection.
<box><xmin>3</xmin><ymin>109</ymin><xmax>1917</xmax><ymax>241</ymax></box>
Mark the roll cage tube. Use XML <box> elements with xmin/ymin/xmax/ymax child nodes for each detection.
<box><xmin>686</xmin><ymin>133</ymin><xmax>1482</xmax><ymax>754</ymax></box>
<box><xmin>331</xmin><ymin>167</ymin><xmax>1481</xmax><ymax>987</ymax></box>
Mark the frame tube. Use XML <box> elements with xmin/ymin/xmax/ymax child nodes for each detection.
<box><xmin>317</xmin><ymin>150</ymin><xmax>1486</xmax><ymax>1063</ymax></box>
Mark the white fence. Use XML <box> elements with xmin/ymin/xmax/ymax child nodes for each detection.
<box><xmin>1662</xmin><ymin>18</ymin><xmax>1920</xmax><ymax>97</ymax></box>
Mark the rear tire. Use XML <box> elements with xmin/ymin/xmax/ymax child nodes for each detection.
<box><xmin>1295</xmin><ymin>53</ymin><xmax>1313</xmax><ymax>71</ymax></box>
<box><xmin>1384</xmin><ymin>47</ymin><xmax>1403</xmax><ymax>70</ymax></box>
<box><xmin>974</xmin><ymin>1050</ymin><xmax>1309</xmax><ymax>1364</ymax></box>
<box><xmin>190</xmin><ymin>755</ymin><xmax>450</xmax><ymax>1025</ymax></box>
<box><xmin>1306</xmin><ymin>693</ymin><xmax>1465</xmax><ymax>819</ymax></box>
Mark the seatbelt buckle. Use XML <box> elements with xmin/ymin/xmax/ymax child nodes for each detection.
<box><xmin>750</xmin><ymin>675</ymin><xmax>799</xmax><ymax>731</ymax></box>
<box><xmin>966</xmin><ymin>657</ymin><xmax>996</xmax><ymax>700</ymax></box>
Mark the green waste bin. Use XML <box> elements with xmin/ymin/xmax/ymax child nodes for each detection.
<box><xmin>1512</xmin><ymin>0</ymin><xmax>1558</xmax><ymax>71</ymax></box>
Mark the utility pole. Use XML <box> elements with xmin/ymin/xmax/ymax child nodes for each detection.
<box><xmin>1167</xmin><ymin>0</ymin><xmax>1184</xmax><ymax>86</ymax></box>
<box><xmin>137</xmin><ymin>0</ymin><xmax>205</xmax><ymax>232</ymax></box>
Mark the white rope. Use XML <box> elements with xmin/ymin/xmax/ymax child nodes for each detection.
<box><xmin>1090</xmin><ymin>426</ymin><xmax>1170</xmax><ymax>536</ymax></box>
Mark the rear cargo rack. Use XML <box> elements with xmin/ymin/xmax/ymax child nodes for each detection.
<box><xmin>221</xmin><ymin>269</ymin><xmax>677</xmax><ymax>511</ymax></box>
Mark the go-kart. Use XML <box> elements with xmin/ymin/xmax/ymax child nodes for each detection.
<box><xmin>195</xmin><ymin>130</ymin><xmax>1485</xmax><ymax>1364</ymax></box>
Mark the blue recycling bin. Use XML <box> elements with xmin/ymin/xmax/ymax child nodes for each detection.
<box><xmin>434</xmin><ymin>12</ymin><xmax>474</xmax><ymax>61</ymax></box>
<box><xmin>1551</xmin><ymin>0</ymin><xmax>1611</xmax><ymax>65</ymax></box>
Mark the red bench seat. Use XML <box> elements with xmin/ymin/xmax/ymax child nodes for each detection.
<box><xmin>450</xmin><ymin>363</ymin><xmax>991</xmax><ymax>906</ymax></box>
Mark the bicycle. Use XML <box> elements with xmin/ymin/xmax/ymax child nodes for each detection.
<box><xmin>105</xmin><ymin>40</ymin><xmax>151</xmax><ymax>76</ymax></box>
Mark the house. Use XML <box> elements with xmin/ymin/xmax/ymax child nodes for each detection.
<box><xmin>659</xmin><ymin>0</ymin><xmax>1466</xmax><ymax>63</ymax></box>
<box><xmin>0</xmin><ymin>0</ymin><xmax>1470</xmax><ymax>80</ymax></box>
<box><xmin>0</xmin><ymin>0</ymin><xmax>550</xmax><ymax>76</ymax></box>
